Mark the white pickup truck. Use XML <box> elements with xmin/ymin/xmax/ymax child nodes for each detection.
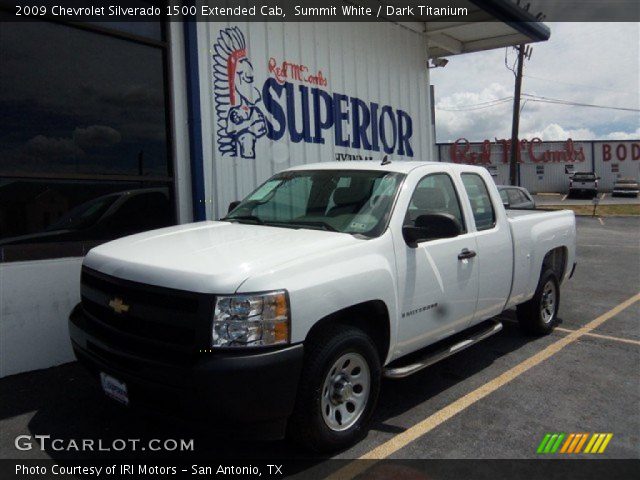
<box><xmin>69</xmin><ymin>161</ymin><xmax>576</xmax><ymax>452</ymax></box>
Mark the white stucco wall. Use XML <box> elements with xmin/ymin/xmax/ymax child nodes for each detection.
<box><xmin>0</xmin><ymin>258</ymin><xmax>81</xmax><ymax>377</ymax></box>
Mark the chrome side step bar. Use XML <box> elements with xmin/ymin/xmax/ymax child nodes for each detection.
<box><xmin>383</xmin><ymin>321</ymin><xmax>503</xmax><ymax>379</ymax></box>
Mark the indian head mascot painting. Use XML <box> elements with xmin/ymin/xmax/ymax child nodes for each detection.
<box><xmin>212</xmin><ymin>27</ymin><xmax>266</xmax><ymax>159</ymax></box>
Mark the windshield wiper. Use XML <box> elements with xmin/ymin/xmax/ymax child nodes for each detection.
<box><xmin>288</xmin><ymin>220</ymin><xmax>339</xmax><ymax>232</ymax></box>
<box><xmin>222</xmin><ymin>215</ymin><xmax>264</xmax><ymax>225</ymax></box>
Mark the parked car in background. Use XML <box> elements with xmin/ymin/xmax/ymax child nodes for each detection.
<box><xmin>0</xmin><ymin>188</ymin><xmax>173</xmax><ymax>246</ymax></box>
<box><xmin>569</xmin><ymin>172</ymin><xmax>599</xmax><ymax>198</ymax></box>
<box><xmin>612</xmin><ymin>177</ymin><xmax>639</xmax><ymax>197</ymax></box>
<box><xmin>498</xmin><ymin>186</ymin><xmax>536</xmax><ymax>209</ymax></box>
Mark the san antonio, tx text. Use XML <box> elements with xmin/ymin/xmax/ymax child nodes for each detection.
<box><xmin>16</xmin><ymin>464</ymin><xmax>283</xmax><ymax>476</ymax></box>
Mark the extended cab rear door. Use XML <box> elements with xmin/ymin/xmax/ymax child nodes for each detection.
<box><xmin>458</xmin><ymin>171</ymin><xmax>513</xmax><ymax>325</ymax></box>
<box><xmin>391</xmin><ymin>169</ymin><xmax>480</xmax><ymax>357</ymax></box>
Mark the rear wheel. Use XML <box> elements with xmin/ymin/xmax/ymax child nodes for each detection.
<box><xmin>288</xmin><ymin>324</ymin><xmax>381</xmax><ymax>453</ymax></box>
<box><xmin>517</xmin><ymin>269</ymin><xmax>560</xmax><ymax>335</ymax></box>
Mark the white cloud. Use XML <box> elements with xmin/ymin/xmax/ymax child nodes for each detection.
<box><xmin>430</xmin><ymin>23</ymin><xmax>639</xmax><ymax>142</ymax></box>
<box><xmin>21</xmin><ymin>125</ymin><xmax>122</xmax><ymax>161</ymax></box>
<box><xmin>25</xmin><ymin>135</ymin><xmax>84</xmax><ymax>158</ymax></box>
<box><xmin>603</xmin><ymin>128</ymin><xmax>640</xmax><ymax>140</ymax></box>
<box><xmin>521</xmin><ymin>123</ymin><xmax>596</xmax><ymax>140</ymax></box>
<box><xmin>73</xmin><ymin>125</ymin><xmax>121</xmax><ymax>149</ymax></box>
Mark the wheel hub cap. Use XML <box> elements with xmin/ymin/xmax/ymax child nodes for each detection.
<box><xmin>332</xmin><ymin>376</ymin><xmax>354</xmax><ymax>403</ymax></box>
<box><xmin>321</xmin><ymin>352</ymin><xmax>371</xmax><ymax>432</ymax></box>
<box><xmin>541</xmin><ymin>280</ymin><xmax>556</xmax><ymax>324</ymax></box>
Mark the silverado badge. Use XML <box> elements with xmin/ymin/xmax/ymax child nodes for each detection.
<box><xmin>108</xmin><ymin>297</ymin><xmax>130</xmax><ymax>314</ymax></box>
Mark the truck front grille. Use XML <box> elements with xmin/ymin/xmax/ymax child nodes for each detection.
<box><xmin>79</xmin><ymin>266</ymin><xmax>214</xmax><ymax>359</ymax></box>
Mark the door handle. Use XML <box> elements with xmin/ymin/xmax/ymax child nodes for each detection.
<box><xmin>458</xmin><ymin>248</ymin><xmax>477</xmax><ymax>260</ymax></box>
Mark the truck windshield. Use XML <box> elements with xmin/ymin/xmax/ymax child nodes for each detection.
<box><xmin>223</xmin><ymin>169</ymin><xmax>405</xmax><ymax>237</ymax></box>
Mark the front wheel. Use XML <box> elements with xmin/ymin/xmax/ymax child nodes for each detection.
<box><xmin>287</xmin><ymin>324</ymin><xmax>381</xmax><ymax>453</ymax></box>
<box><xmin>517</xmin><ymin>269</ymin><xmax>560</xmax><ymax>335</ymax></box>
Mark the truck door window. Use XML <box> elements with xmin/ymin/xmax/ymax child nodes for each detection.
<box><xmin>507</xmin><ymin>189</ymin><xmax>522</xmax><ymax>206</ymax></box>
<box><xmin>461</xmin><ymin>174</ymin><xmax>496</xmax><ymax>231</ymax></box>
<box><xmin>405</xmin><ymin>173</ymin><xmax>465</xmax><ymax>232</ymax></box>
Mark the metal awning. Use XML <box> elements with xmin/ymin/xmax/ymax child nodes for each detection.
<box><xmin>380</xmin><ymin>0</ymin><xmax>551</xmax><ymax>57</ymax></box>
<box><xmin>426</xmin><ymin>0</ymin><xmax>550</xmax><ymax>58</ymax></box>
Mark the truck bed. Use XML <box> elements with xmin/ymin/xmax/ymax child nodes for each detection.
<box><xmin>505</xmin><ymin>208</ymin><xmax>576</xmax><ymax>309</ymax></box>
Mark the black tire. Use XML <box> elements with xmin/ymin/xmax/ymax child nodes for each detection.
<box><xmin>287</xmin><ymin>324</ymin><xmax>381</xmax><ymax>453</ymax></box>
<box><xmin>517</xmin><ymin>269</ymin><xmax>560</xmax><ymax>335</ymax></box>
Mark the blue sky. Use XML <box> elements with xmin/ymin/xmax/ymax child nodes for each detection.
<box><xmin>430</xmin><ymin>22</ymin><xmax>640</xmax><ymax>143</ymax></box>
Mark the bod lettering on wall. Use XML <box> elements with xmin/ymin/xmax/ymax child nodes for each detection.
<box><xmin>212</xmin><ymin>27</ymin><xmax>414</xmax><ymax>160</ymax></box>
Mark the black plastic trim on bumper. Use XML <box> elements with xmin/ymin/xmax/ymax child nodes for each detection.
<box><xmin>69</xmin><ymin>304</ymin><xmax>304</xmax><ymax>439</ymax></box>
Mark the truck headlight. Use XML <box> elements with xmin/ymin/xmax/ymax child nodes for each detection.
<box><xmin>212</xmin><ymin>291</ymin><xmax>290</xmax><ymax>347</ymax></box>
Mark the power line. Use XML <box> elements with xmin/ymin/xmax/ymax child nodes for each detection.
<box><xmin>435</xmin><ymin>94</ymin><xmax>640</xmax><ymax>113</ymax></box>
<box><xmin>522</xmin><ymin>93</ymin><xmax>640</xmax><ymax>112</ymax></box>
<box><xmin>523</xmin><ymin>73</ymin><xmax>637</xmax><ymax>96</ymax></box>
<box><xmin>436</xmin><ymin>97</ymin><xmax>513</xmax><ymax>111</ymax></box>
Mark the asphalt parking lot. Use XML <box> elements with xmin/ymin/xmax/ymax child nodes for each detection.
<box><xmin>1</xmin><ymin>216</ymin><xmax>638</xmax><ymax>476</ymax></box>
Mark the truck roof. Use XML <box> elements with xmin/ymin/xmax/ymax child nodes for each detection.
<box><xmin>284</xmin><ymin>161</ymin><xmax>480</xmax><ymax>174</ymax></box>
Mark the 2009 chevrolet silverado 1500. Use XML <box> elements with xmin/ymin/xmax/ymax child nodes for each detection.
<box><xmin>69</xmin><ymin>161</ymin><xmax>576</xmax><ymax>452</ymax></box>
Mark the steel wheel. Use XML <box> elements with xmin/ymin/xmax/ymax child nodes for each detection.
<box><xmin>320</xmin><ymin>352</ymin><xmax>371</xmax><ymax>432</ymax></box>
<box><xmin>540</xmin><ymin>280</ymin><xmax>557</xmax><ymax>324</ymax></box>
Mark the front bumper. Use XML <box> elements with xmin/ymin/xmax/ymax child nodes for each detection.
<box><xmin>69</xmin><ymin>304</ymin><xmax>304</xmax><ymax>439</ymax></box>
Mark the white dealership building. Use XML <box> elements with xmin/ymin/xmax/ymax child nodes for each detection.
<box><xmin>0</xmin><ymin>1</ymin><xmax>552</xmax><ymax>376</ymax></box>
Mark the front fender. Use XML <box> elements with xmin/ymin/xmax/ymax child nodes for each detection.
<box><xmin>236</xmin><ymin>233</ymin><xmax>399</xmax><ymax>357</ymax></box>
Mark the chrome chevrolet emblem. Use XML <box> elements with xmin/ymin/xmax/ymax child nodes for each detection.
<box><xmin>108</xmin><ymin>297</ymin><xmax>130</xmax><ymax>314</ymax></box>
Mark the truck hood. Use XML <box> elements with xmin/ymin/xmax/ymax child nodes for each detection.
<box><xmin>84</xmin><ymin>221</ymin><xmax>361</xmax><ymax>293</ymax></box>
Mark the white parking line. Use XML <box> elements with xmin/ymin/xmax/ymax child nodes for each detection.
<box><xmin>598</xmin><ymin>217</ymin><xmax>605</xmax><ymax>226</ymax></box>
<box><xmin>555</xmin><ymin>327</ymin><xmax>640</xmax><ymax>346</ymax></box>
<box><xmin>561</xmin><ymin>194</ymin><xmax>568</xmax><ymax>201</ymax></box>
<box><xmin>581</xmin><ymin>244</ymin><xmax>639</xmax><ymax>249</ymax></box>
<box><xmin>601</xmin><ymin>193</ymin><xmax>606</xmax><ymax>200</ymax></box>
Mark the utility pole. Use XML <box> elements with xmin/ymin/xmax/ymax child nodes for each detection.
<box><xmin>508</xmin><ymin>44</ymin><xmax>526</xmax><ymax>186</ymax></box>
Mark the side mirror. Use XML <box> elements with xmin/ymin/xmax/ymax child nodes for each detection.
<box><xmin>228</xmin><ymin>200</ymin><xmax>241</xmax><ymax>214</ymax></box>
<box><xmin>502</xmin><ymin>200</ymin><xmax>510</xmax><ymax>209</ymax></box>
<box><xmin>402</xmin><ymin>213</ymin><xmax>462</xmax><ymax>248</ymax></box>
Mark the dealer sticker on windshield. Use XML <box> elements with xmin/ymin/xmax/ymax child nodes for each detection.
<box><xmin>100</xmin><ymin>372</ymin><xmax>129</xmax><ymax>406</ymax></box>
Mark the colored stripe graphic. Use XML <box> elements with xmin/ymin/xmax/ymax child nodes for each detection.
<box><xmin>574</xmin><ymin>433</ymin><xmax>589</xmax><ymax>453</ymax></box>
<box><xmin>584</xmin><ymin>433</ymin><xmax>599</xmax><ymax>453</ymax></box>
<box><xmin>598</xmin><ymin>434</ymin><xmax>613</xmax><ymax>453</ymax></box>
<box><xmin>567</xmin><ymin>434</ymin><xmax>582</xmax><ymax>453</ymax></box>
<box><xmin>536</xmin><ymin>434</ymin><xmax>552</xmax><ymax>454</ymax></box>
<box><xmin>591</xmin><ymin>434</ymin><xmax>606</xmax><ymax>452</ymax></box>
<box><xmin>550</xmin><ymin>433</ymin><xmax>565</xmax><ymax>453</ymax></box>
<box><xmin>584</xmin><ymin>433</ymin><xmax>614</xmax><ymax>453</ymax></box>
<box><xmin>537</xmin><ymin>433</ymin><xmax>566</xmax><ymax>453</ymax></box>
<box><xmin>560</xmin><ymin>433</ymin><xmax>574</xmax><ymax>453</ymax></box>
<box><xmin>540</xmin><ymin>433</ymin><xmax>613</xmax><ymax>454</ymax></box>
<box><xmin>544</xmin><ymin>434</ymin><xmax>559</xmax><ymax>453</ymax></box>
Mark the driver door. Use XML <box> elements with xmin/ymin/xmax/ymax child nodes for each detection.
<box><xmin>394</xmin><ymin>173</ymin><xmax>480</xmax><ymax>356</ymax></box>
